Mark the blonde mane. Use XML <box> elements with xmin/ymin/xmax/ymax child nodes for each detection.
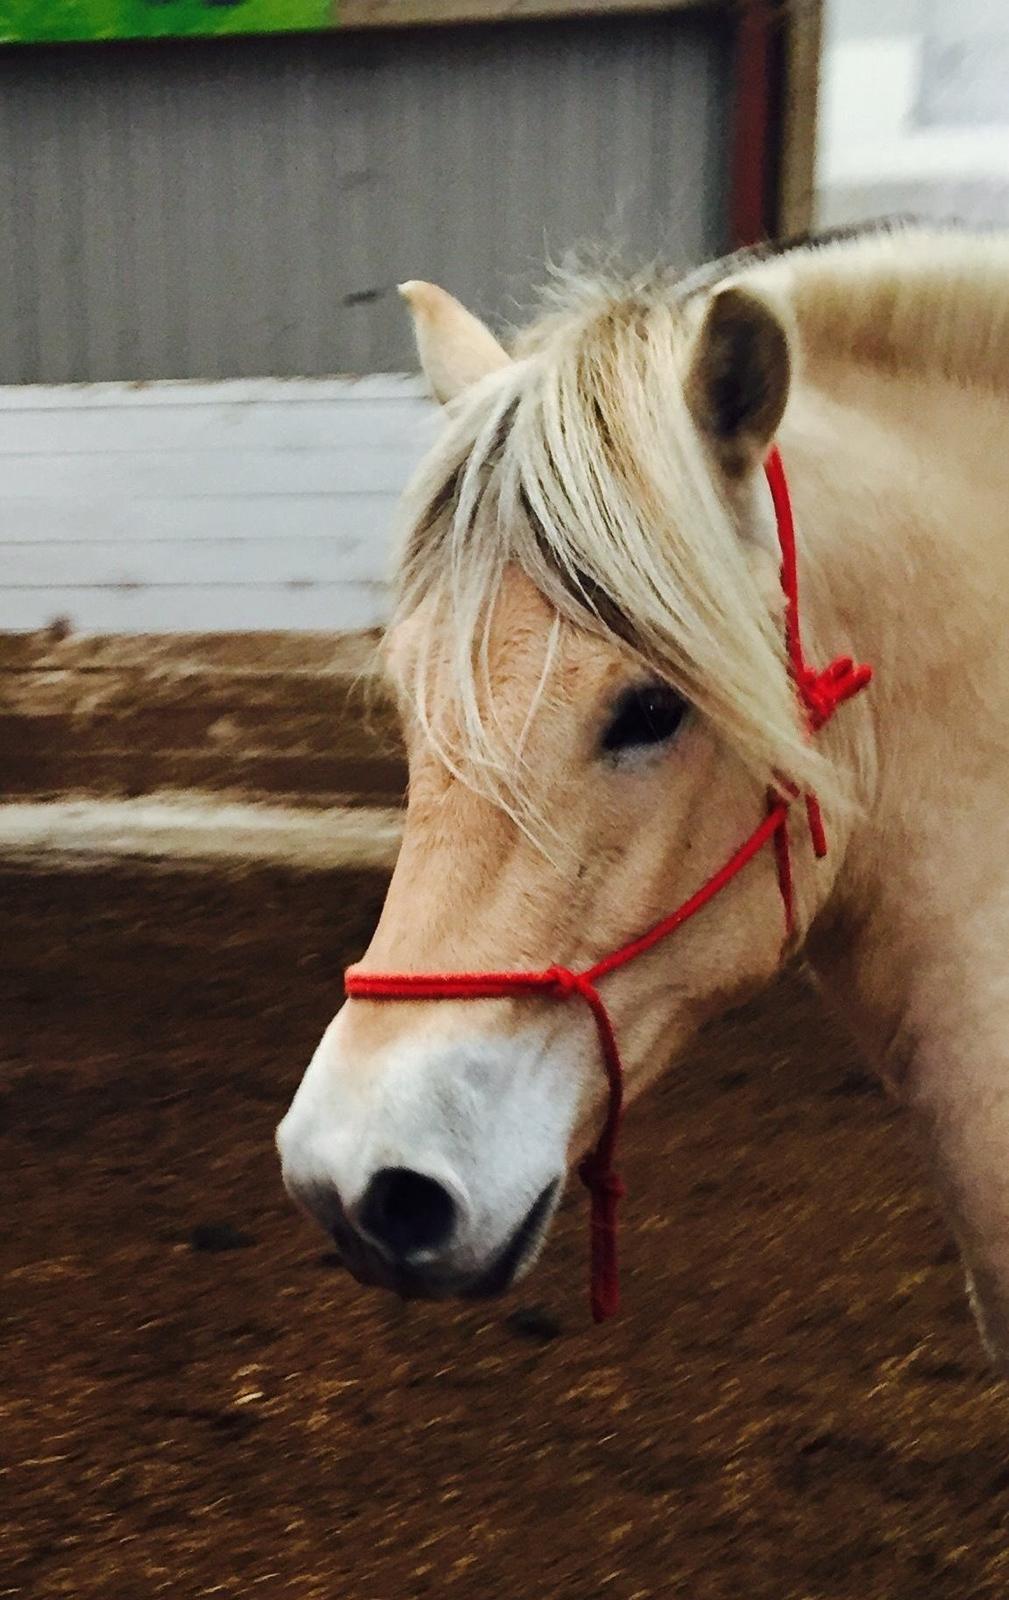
<box><xmin>391</xmin><ymin>224</ymin><xmax>1009</xmax><ymax>833</ymax></box>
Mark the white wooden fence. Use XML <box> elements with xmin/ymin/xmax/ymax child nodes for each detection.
<box><xmin>0</xmin><ymin>376</ymin><xmax>439</xmax><ymax>633</ymax></box>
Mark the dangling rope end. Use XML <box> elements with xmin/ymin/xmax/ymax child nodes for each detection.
<box><xmin>792</xmin><ymin>649</ymin><xmax>873</xmax><ymax>868</ymax></box>
<box><xmin>579</xmin><ymin>1153</ymin><xmax>626</xmax><ymax>1323</ymax></box>
<box><xmin>805</xmin><ymin>793</ymin><xmax>829</xmax><ymax>858</ymax></box>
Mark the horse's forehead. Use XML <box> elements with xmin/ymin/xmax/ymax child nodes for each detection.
<box><xmin>386</xmin><ymin>568</ymin><xmax>597</xmax><ymax>686</ymax></box>
<box><xmin>485</xmin><ymin>569</ymin><xmax>563</xmax><ymax>668</ymax></box>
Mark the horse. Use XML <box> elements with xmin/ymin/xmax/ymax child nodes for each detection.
<box><xmin>277</xmin><ymin>224</ymin><xmax>1009</xmax><ymax>1370</ymax></box>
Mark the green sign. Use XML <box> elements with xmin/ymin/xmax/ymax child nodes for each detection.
<box><xmin>0</xmin><ymin>0</ymin><xmax>337</xmax><ymax>43</ymax></box>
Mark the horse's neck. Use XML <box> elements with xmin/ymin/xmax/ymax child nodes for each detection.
<box><xmin>787</xmin><ymin>364</ymin><xmax>1009</xmax><ymax>1080</ymax></box>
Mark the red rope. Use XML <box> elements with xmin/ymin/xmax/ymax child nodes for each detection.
<box><xmin>345</xmin><ymin>449</ymin><xmax>872</xmax><ymax>1322</ymax></box>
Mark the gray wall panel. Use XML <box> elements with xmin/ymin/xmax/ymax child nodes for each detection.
<box><xmin>0</xmin><ymin>17</ymin><xmax>729</xmax><ymax>384</ymax></box>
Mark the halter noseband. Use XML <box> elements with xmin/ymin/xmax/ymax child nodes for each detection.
<box><xmin>345</xmin><ymin>448</ymin><xmax>872</xmax><ymax>1322</ymax></box>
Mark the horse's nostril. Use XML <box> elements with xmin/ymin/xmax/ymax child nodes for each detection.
<box><xmin>358</xmin><ymin>1167</ymin><xmax>458</xmax><ymax>1261</ymax></box>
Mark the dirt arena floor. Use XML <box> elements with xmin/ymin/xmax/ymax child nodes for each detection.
<box><xmin>3</xmin><ymin>856</ymin><xmax>1009</xmax><ymax>1600</ymax></box>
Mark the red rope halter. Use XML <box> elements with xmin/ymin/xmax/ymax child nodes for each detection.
<box><xmin>345</xmin><ymin>448</ymin><xmax>872</xmax><ymax>1323</ymax></box>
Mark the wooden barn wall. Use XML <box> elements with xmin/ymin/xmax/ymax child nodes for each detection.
<box><xmin>0</xmin><ymin>16</ymin><xmax>730</xmax><ymax>385</ymax></box>
<box><xmin>0</xmin><ymin>376</ymin><xmax>437</xmax><ymax>633</ymax></box>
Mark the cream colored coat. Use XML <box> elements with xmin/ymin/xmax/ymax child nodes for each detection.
<box><xmin>279</xmin><ymin>230</ymin><xmax>1009</xmax><ymax>1371</ymax></box>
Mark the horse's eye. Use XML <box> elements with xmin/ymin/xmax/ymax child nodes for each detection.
<box><xmin>601</xmin><ymin>683</ymin><xmax>688</xmax><ymax>756</ymax></box>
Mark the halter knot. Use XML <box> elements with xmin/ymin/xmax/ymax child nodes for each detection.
<box><xmin>545</xmin><ymin>965</ymin><xmax>593</xmax><ymax>1001</ymax></box>
<box><xmin>798</xmin><ymin>656</ymin><xmax>873</xmax><ymax>732</ymax></box>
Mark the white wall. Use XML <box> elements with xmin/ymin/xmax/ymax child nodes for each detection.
<box><xmin>0</xmin><ymin>376</ymin><xmax>439</xmax><ymax>634</ymax></box>
<box><xmin>818</xmin><ymin>0</ymin><xmax>1009</xmax><ymax>228</ymax></box>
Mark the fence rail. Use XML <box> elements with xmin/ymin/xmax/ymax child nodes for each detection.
<box><xmin>0</xmin><ymin>376</ymin><xmax>437</xmax><ymax>634</ymax></box>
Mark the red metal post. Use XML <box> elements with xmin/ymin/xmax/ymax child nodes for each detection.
<box><xmin>728</xmin><ymin>0</ymin><xmax>781</xmax><ymax>247</ymax></box>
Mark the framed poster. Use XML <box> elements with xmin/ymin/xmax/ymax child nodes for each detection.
<box><xmin>0</xmin><ymin>0</ymin><xmax>336</xmax><ymax>43</ymax></box>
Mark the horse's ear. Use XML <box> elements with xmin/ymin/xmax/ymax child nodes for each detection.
<box><xmin>399</xmin><ymin>281</ymin><xmax>511</xmax><ymax>405</ymax></box>
<box><xmin>685</xmin><ymin>284</ymin><xmax>791</xmax><ymax>474</ymax></box>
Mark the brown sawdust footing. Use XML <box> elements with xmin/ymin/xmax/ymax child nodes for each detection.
<box><xmin>2</xmin><ymin>859</ymin><xmax>1008</xmax><ymax>1600</ymax></box>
